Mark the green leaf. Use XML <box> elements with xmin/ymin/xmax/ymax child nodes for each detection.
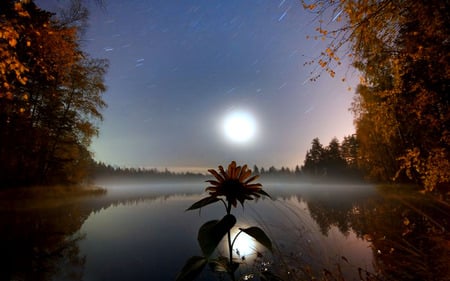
<box><xmin>175</xmin><ymin>256</ymin><xmax>207</xmax><ymax>281</ymax></box>
<box><xmin>186</xmin><ymin>196</ymin><xmax>221</xmax><ymax>211</ymax></box>
<box><xmin>198</xmin><ymin>214</ymin><xmax>236</xmax><ymax>257</ymax></box>
<box><xmin>239</xmin><ymin>226</ymin><xmax>272</xmax><ymax>252</ymax></box>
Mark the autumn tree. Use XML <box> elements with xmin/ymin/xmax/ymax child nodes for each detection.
<box><xmin>302</xmin><ymin>0</ymin><xmax>450</xmax><ymax>191</ymax></box>
<box><xmin>340</xmin><ymin>134</ymin><xmax>358</xmax><ymax>168</ymax></box>
<box><xmin>0</xmin><ymin>0</ymin><xmax>107</xmax><ymax>187</ymax></box>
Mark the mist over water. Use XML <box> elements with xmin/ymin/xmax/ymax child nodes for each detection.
<box><xmin>76</xmin><ymin>180</ymin><xmax>376</xmax><ymax>281</ymax></box>
<box><xmin>6</xmin><ymin>180</ymin><xmax>445</xmax><ymax>281</ymax></box>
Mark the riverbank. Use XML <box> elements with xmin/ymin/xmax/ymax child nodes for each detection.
<box><xmin>0</xmin><ymin>184</ymin><xmax>107</xmax><ymax>211</ymax></box>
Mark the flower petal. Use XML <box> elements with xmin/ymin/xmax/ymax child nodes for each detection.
<box><xmin>218</xmin><ymin>165</ymin><xmax>228</xmax><ymax>179</ymax></box>
<box><xmin>256</xmin><ymin>189</ymin><xmax>271</xmax><ymax>198</ymax></box>
<box><xmin>233</xmin><ymin>166</ymin><xmax>242</xmax><ymax>179</ymax></box>
<box><xmin>244</xmin><ymin>175</ymin><xmax>259</xmax><ymax>184</ymax></box>
<box><xmin>246</xmin><ymin>183</ymin><xmax>262</xmax><ymax>189</ymax></box>
<box><xmin>205</xmin><ymin>180</ymin><xmax>221</xmax><ymax>186</ymax></box>
<box><xmin>208</xmin><ymin>169</ymin><xmax>224</xmax><ymax>182</ymax></box>
<box><xmin>239</xmin><ymin>168</ymin><xmax>252</xmax><ymax>181</ymax></box>
<box><xmin>227</xmin><ymin>161</ymin><xmax>237</xmax><ymax>178</ymax></box>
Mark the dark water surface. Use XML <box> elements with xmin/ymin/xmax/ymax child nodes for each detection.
<box><xmin>1</xmin><ymin>182</ymin><xmax>449</xmax><ymax>281</ymax></box>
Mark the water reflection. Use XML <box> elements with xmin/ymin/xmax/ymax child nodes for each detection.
<box><xmin>77</xmin><ymin>187</ymin><xmax>374</xmax><ymax>281</ymax></box>
<box><xmin>277</xmin><ymin>185</ymin><xmax>450</xmax><ymax>281</ymax></box>
<box><xmin>0</xmin><ymin>185</ymin><xmax>199</xmax><ymax>281</ymax></box>
<box><xmin>1</xmin><ymin>183</ymin><xmax>448</xmax><ymax>281</ymax></box>
<box><xmin>0</xmin><ymin>188</ymin><xmax>99</xmax><ymax>281</ymax></box>
<box><xmin>254</xmin><ymin>193</ymin><xmax>374</xmax><ymax>280</ymax></box>
<box><xmin>348</xmin><ymin>190</ymin><xmax>450</xmax><ymax>281</ymax></box>
<box><xmin>231</xmin><ymin>226</ymin><xmax>257</xmax><ymax>258</ymax></box>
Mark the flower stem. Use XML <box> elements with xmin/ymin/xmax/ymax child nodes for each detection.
<box><xmin>227</xmin><ymin>230</ymin><xmax>235</xmax><ymax>281</ymax></box>
<box><xmin>226</xmin><ymin>201</ymin><xmax>236</xmax><ymax>281</ymax></box>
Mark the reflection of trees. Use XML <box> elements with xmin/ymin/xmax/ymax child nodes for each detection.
<box><xmin>304</xmin><ymin>186</ymin><xmax>450</xmax><ymax>281</ymax></box>
<box><xmin>267</xmin><ymin>189</ymin><xmax>371</xmax><ymax>279</ymax></box>
<box><xmin>302</xmin><ymin>186</ymin><xmax>376</xmax><ymax>236</ymax></box>
<box><xmin>350</xmin><ymin>193</ymin><xmax>450</xmax><ymax>281</ymax></box>
<box><xmin>307</xmin><ymin>200</ymin><xmax>352</xmax><ymax>235</ymax></box>
<box><xmin>0</xmin><ymin>187</ymin><xmax>197</xmax><ymax>281</ymax></box>
<box><xmin>0</xmin><ymin>203</ymin><xmax>89</xmax><ymax>281</ymax></box>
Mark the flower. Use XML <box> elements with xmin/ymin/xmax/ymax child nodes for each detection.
<box><xmin>206</xmin><ymin>161</ymin><xmax>270</xmax><ymax>207</ymax></box>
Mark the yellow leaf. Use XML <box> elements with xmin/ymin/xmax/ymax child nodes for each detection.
<box><xmin>9</xmin><ymin>38</ymin><xmax>17</xmax><ymax>47</ymax></box>
<box><xmin>403</xmin><ymin>217</ymin><xmax>410</xmax><ymax>226</ymax></box>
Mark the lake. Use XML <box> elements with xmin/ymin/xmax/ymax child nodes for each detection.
<box><xmin>1</xmin><ymin>181</ymin><xmax>449</xmax><ymax>281</ymax></box>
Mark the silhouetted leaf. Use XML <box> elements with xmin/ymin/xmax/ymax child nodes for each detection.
<box><xmin>256</xmin><ymin>189</ymin><xmax>272</xmax><ymax>199</ymax></box>
<box><xmin>186</xmin><ymin>196</ymin><xmax>221</xmax><ymax>211</ymax></box>
<box><xmin>175</xmin><ymin>256</ymin><xmax>207</xmax><ymax>281</ymax></box>
<box><xmin>239</xmin><ymin>226</ymin><xmax>272</xmax><ymax>252</ymax></box>
<box><xmin>198</xmin><ymin>214</ymin><xmax>236</xmax><ymax>257</ymax></box>
<box><xmin>208</xmin><ymin>256</ymin><xmax>240</xmax><ymax>273</ymax></box>
<box><xmin>209</xmin><ymin>256</ymin><xmax>229</xmax><ymax>272</ymax></box>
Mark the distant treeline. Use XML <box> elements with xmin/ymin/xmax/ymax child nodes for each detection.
<box><xmin>89</xmin><ymin>134</ymin><xmax>364</xmax><ymax>183</ymax></box>
<box><xmin>88</xmin><ymin>162</ymin><xmax>206</xmax><ymax>182</ymax></box>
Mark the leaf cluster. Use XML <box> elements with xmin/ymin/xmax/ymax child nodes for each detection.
<box><xmin>303</xmin><ymin>0</ymin><xmax>450</xmax><ymax>191</ymax></box>
<box><xmin>0</xmin><ymin>0</ymin><xmax>108</xmax><ymax>187</ymax></box>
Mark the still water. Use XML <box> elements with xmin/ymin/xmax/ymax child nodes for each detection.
<box><xmin>1</xmin><ymin>182</ymin><xmax>448</xmax><ymax>281</ymax></box>
<box><xmin>79</xmin><ymin>183</ymin><xmax>374</xmax><ymax>281</ymax></box>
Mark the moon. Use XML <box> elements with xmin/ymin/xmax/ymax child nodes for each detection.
<box><xmin>222</xmin><ymin>110</ymin><xmax>257</xmax><ymax>144</ymax></box>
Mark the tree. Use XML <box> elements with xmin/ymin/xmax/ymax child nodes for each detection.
<box><xmin>352</xmin><ymin>84</ymin><xmax>402</xmax><ymax>181</ymax></box>
<box><xmin>294</xmin><ymin>165</ymin><xmax>301</xmax><ymax>176</ymax></box>
<box><xmin>253</xmin><ymin>165</ymin><xmax>259</xmax><ymax>174</ymax></box>
<box><xmin>302</xmin><ymin>136</ymin><xmax>364</xmax><ymax>180</ymax></box>
<box><xmin>323</xmin><ymin>137</ymin><xmax>346</xmax><ymax>175</ymax></box>
<box><xmin>0</xmin><ymin>1</ymin><xmax>107</xmax><ymax>187</ymax></box>
<box><xmin>340</xmin><ymin>135</ymin><xmax>358</xmax><ymax>168</ymax></box>
<box><xmin>302</xmin><ymin>0</ymin><xmax>450</xmax><ymax>191</ymax></box>
<box><xmin>302</xmin><ymin>138</ymin><xmax>325</xmax><ymax>176</ymax></box>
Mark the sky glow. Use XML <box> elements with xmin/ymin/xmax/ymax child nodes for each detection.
<box><xmin>38</xmin><ymin>0</ymin><xmax>356</xmax><ymax>171</ymax></box>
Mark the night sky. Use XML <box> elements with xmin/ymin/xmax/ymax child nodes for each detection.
<box><xmin>39</xmin><ymin>0</ymin><xmax>356</xmax><ymax>172</ymax></box>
